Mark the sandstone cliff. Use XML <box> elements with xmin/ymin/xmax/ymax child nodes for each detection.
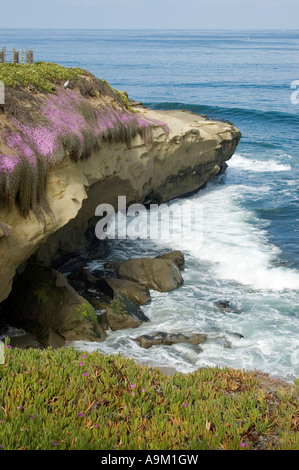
<box><xmin>0</xmin><ymin>66</ymin><xmax>241</xmax><ymax>304</ymax></box>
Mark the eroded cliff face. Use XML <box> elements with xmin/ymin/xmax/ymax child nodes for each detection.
<box><xmin>0</xmin><ymin>74</ymin><xmax>241</xmax><ymax>304</ymax></box>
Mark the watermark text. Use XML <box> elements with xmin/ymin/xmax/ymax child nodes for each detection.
<box><xmin>290</xmin><ymin>80</ymin><xmax>299</xmax><ymax>105</ymax></box>
<box><xmin>95</xmin><ymin>196</ymin><xmax>203</xmax><ymax>243</ymax></box>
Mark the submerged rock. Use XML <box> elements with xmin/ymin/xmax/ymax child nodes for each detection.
<box><xmin>8</xmin><ymin>264</ymin><xmax>106</xmax><ymax>346</ymax></box>
<box><xmin>135</xmin><ymin>331</ymin><xmax>207</xmax><ymax>349</ymax></box>
<box><xmin>214</xmin><ymin>300</ymin><xmax>241</xmax><ymax>314</ymax></box>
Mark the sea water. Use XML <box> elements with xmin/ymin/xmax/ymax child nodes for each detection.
<box><xmin>1</xmin><ymin>29</ymin><xmax>298</xmax><ymax>381</ymax></box>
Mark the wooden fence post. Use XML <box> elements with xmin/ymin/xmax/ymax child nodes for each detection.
<box><xmin>0</xmin><ymin>47</ymin><xmax>33</xmax><ymax>64</ymax></box>
<box><xmin>26</xmin><ymin>50</ymin><xmax>34</xmax><ymax>64</ymax></box>
<box><xmin>12</xmin><ymin>48</ymin><xmax>19</xmax><ymax>63</ymax></box>
<box><xmin>1</xmin><ymin>47</ymin><xmax>6</xmax><ymax>63</ymax></box>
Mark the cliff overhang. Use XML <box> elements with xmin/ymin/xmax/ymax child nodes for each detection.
<box><xmin>0</xmin><ymin>63</ymin><xmax>241</xmax><ymax>304</ymax></box>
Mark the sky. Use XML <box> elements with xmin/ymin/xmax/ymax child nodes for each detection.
<box><xmin>0</xmin><ymin>0</ymin><xmax>298</xmax><ymax>29</ymax></box>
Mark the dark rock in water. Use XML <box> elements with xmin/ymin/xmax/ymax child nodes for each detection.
<box><xmin>207</xmin><ymin>336</ymin><xmax>232</xmax><ymax>349</ymax></box>
<box><xmin>68</xmin><ymin>267</ymin><xmax>151</xmax><ymax>306</ymax></box>
<box><xmin>104</xmin><ymin>293</ymin><xmax>150</xmax><ymax>331</ymax></box>
<box><xmin>7</xmin><ymin>264</ymin><xmax>106</xmax><ymax>346</ymax></box>
<box><xmin>118</xmin><ymin>257</ymin><xmax>183</xmax><ymax>292</ymax></box>
<box><xmin>273</xmin><ymin>260</ymin><xmax>290</xmax><ymax>267</ymax></box>
<box><xmin>218</xmin><ymin>162</ymin><xmax>228</xmax><ymax>174</ymax></box>
<box><xmin>99</xmin><ymin>277</ymin><xmax>151</xmax><ymax>306</ymax></box>
<box><xmin>67</xmin><ymin>279</ymin><xmax>87</xmax><ymax>296</ymax></box>
<box><xmin>85</xmin><ymin>289</ymin><xmax>149</xmax><ymax>331</ymax></box>
<box><xmin>214</xmin><ymin>300</ymin><xmax>240</xmax><ymax>314</ymax></box>
<box><xmin>225</xmin><ymin>331</ymin><xmax>244</xmax><ymax>339</ymax></box>
<box><xmin>135</xmin><ymin>331</ymin><xmax>207</xmax><ymax>349</ymax></box>
<box><xmin>215</xmin><ymin>300</ymin><xmax>231</xmax><ymax>310</ymax></box>
<box><xmin>49</xmin><ymin>236</ymin><xmax>111</xmax><ymax>275</ymax></box>
<box><xmin>103</xmin><ymin>261</ymin><xmax>120</xmax><ymax>272</ymax></box>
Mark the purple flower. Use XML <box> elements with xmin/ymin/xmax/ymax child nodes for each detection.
<box><xmin>131</xmin><ymin>392</ymin><xmax>135</xmax><ymax>396</ymax></box>
<box><xmin>130</xmin><ymin>384</ymin><xmax>135</xmax><ymax>389</ymax></box>
<box><xmin>79</xmin><ymin>362</ymin><xmax>83</xmax><ymax>366</ymax></box>
<box><xmin>17</xmin><ymin>406</ymin><xmax>23</xmax><ymax>410</ymax></box>
<box><xmin>29</xmin><ymin>415</ymin><xmax>35</xmax><ymax>419</ymax></box>
<box><xmin>183</xmin><ymin>403</ymin><xmax>188</xmax><ymax>407</ymax></box>
<box><xmin>93</xmin><ymin>425</ymin><xmax>100</xmax><ymax>429</ymax></box>
<box><xmin>78</xmin><ymin>413</ymin><xmax>83</xmax><ymax>417</ymax></box>
<box><xmin>5</xmin><ymin>345</ymin><xmax>11</xmax><ymax>349</ymax></box>
<box><xmin>82</xmin><ymin>355</ymin><xmax>86</xmax><ymax>359</ymax></box>
<box><xmin>240</xmin><ymin>442</ymin><xmax>246</xmax><ymax>448</ymax></box>
<box><xmin>142</xmin><ymin>388</ymin><xmax>145</xmax><ymax>393</ymax></box>
<box><xmin>82</xmin><ymin>372</ymin><xmax>88</xmax><ymax>377</ymax></box>
<box><xmin>52</xmin><ymin>441</ymin><xmax>58</xmax><ymax>446</ymax></box>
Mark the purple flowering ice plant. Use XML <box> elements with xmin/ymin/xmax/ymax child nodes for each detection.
<box><xmin>0</xmin><ymin>86</ymin><xmax>169</xmax><ymax>213</ymax></box>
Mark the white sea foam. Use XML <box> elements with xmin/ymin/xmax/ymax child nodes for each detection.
<box><xmin>153</xmin><ymin>184</ymin><xmax>299</xmax><ymax>291</ymax></box>
<box><xmin>228</xmin><ymin>154</ymin><xmax>291</xmax><ymax>172</ymax></box>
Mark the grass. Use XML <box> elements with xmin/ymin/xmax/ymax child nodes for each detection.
<box><xmin>0</xmin><ymin>62</ymin><xmax>132</xmax><ymax>109</ymax></box>
<box><xmin>0</xmin><ymin>62</ymin><xmax>85</xmax><ymax>93</ymax></box>
<box><xmin>0</xmin><ymin>342</ymin><xmax>298</xmax><ymax>450</ymax></box>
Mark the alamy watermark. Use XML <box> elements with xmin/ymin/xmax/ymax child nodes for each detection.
<box><xmin>290</xmin><ymin>80</ymin><xmax>299</xmax><ymax>105</ymax></box>
<box><xmin>0</xmin><ymin>340</ymin><xmax>4</xmax><ymax>365</ymax></box>
<box><xmin>95</xmin><ymin>196</ymin><xmax>203</xmax><ymax>242</ymax></box>
<box><xmin>0</xmin><ymin>80</ymin><xmax>4</xmax><ymax>105</ymax></box>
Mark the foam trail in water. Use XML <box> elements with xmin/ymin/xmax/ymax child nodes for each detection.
<box><xmin>228</xmin><ymin>154</ymin><xmax>291</xmax><ymax>172</ymax></box>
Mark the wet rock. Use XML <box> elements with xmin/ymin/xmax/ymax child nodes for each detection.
<box><xmin>118</xmin><ymin>257</ymin><xmax>183</xmax><ymax>292</ymax></box>
<box><xmin>105</xmin><ymin>293</ymin><xmax>150</xmax><ymax>331</ymax></box>
<box><xmin>135</xmin><ymin>331</ymin><xmax>207</xmax><ymax>349</ymax></box>
<box><xmin>273</xmin><ymin>260</ymin><xmax>290</xmax><ymax>267</ymax></box>
<box><xmin>99</xmin><ymin>277</ymin><xmax>151</xmax><ymax>305</ymax></box>
<box><xmin>85</xmin><ymin>289</ymin><xmax>149</xmax><ymax>331</ymax></box>
<box><xmin>214</xmin><ymin>300</ymin><xmax>240</xmax><ymax>314</ymax></box>
<box><xmin>103</xmin><ymin>261</ymin><xmax>120</xmax><ymax>272</ymax></box>
<box><xmin>225</xmin><ymin>331</ymin><xmax>244</xmax><ymax>339</ymax></box>
<box><xmin>8</xmin><ymin>264</ymin><xmax>106</xmax><ymax>346</ymax></box>
<box><xmin>67</xmin><ymin>279</ymin><xmax>87</xmax><ymax>296</ymax></box>
<box><xmin>155</xmin><ymin>251</ymin><xmax>185</xmax><ymax>271</ymax></box>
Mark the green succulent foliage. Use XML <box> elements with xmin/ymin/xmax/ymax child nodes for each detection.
<box><xmin>0</xmin><ymin>345</ymin><xmax>298</xmax><ymax>450</ymax></box>
<box><xmin>0</xmin><ymin>62</ymin><xmax>85</xmax><ymax>92</ymax></box>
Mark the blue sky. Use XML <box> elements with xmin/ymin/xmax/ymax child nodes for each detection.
<box><xmin>0</xmin><ymin>0</ymin><xmax>298</xmax><ymax>29</ymax></box>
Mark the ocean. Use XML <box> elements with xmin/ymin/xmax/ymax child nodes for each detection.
<box><xmin>1</xmin><ymin>29</ymin><xmax>298</xmax><ymax>382</ymax></box>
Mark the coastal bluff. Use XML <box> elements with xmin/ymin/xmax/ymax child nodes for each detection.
<box><xmin>0</xmin><ymin>64</ymin><xmax>241</xmax><ymax>305</ymax></box>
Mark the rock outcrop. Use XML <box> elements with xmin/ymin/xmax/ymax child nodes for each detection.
<box><xmin>117</xmin><ymin>257</ymin><xmax>183</xmax><ymax>292</ymax></box>
<box><xmin>135</xmin><ymin>332</ymin><xmax>207</xmax><ymax>349</ymax></box>
<box><xmin>0</xmin><ymin>69</ymin><xmax>241</xmax><ymax>305</ymax></box>
<box><xmin>7</xmin><ymin>264</ymin><xmax>106</xmax><ymax>346</ymax></box>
